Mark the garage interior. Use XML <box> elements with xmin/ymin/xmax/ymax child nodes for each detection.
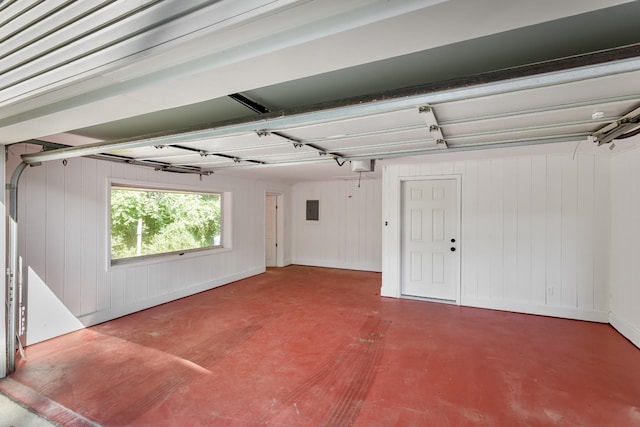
<box><xmin>2</xmin><ymin>1</ymin><xmax>640</xmax><ymax>425</ymax></box>
<box><xmin>1</xmin><ymin>265</ymin><xmax>639</xmax><ymax>426</ymax></box>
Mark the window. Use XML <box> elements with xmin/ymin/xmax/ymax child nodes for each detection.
<box><xmin>110</xmin><ymin>184</ymin><xmax>222</xmax><ymax>263</ymax></box>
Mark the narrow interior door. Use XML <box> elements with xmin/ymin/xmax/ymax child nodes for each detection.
<box><xmin>401</xmin><ymin>178</ymin><xmax>458</xmax><ymax>301</ymax></box>
<box><xmin>265</xmin><ymin>194</ymin><xmax>277</xmax><ymax>267</ymax></box>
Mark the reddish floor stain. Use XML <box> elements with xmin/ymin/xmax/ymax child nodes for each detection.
<box><xmin>1</xmin><ymin>265</ymin><xmax>639</xmax><ymax>426</ymax></box>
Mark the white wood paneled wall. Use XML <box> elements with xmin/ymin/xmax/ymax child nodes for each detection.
<box><xmin>8</xmin><ymin>140</ymin><xmax>640</xmax><ymax>351</ymax></box>
<box><xmin>382</xmin><ymin>146</ymin><xmax>611</xmax><ymax>322</ymax></box>
<box><xmin>292</xmin><ymin>179</ymin><xmax>382</xmax><ymax>272</ymax></box>
<box><xmin>609</xmin><ymin>139</ymin><xmax>640</xmax><ymax>348</ymax></box>
<box><xmin>11</xmin><ymin>148</ymin><xmax>291</xmax><ymax>345</ymax></box>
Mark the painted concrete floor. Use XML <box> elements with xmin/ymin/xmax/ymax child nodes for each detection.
<box><xmin>1</xmin><ymin>265</ymin><xmax>639</xmax><ymax>426</ymax></box>
<box><xmin>0</xmin><ymin>393</ymin><xmax>55</xmax><ymax>427</ymax></box>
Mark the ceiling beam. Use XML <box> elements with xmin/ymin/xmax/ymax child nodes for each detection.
<box><xmin>20</xmin><ymin>45</ymin><xmax>640</xmax><ymax>165</ymax></box>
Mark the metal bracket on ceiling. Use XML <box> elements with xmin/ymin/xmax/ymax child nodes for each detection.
<box><xmin>257</xmin><ymin>130</ymin><xmax>302</xmax><ymax>147</ymax></box>
<box><xmin>591</xmin><ymin>105</ymin><xmax>640</xmax><ymax>146</ymax></box>
<box><xmin>155</xmin><ymin>144</ymin><xmax>209</xmax><ymax>159</ymax></box>
<box><xmin>168</xmin><ymin>144</ymin><xmax>252</xmax><ymax>164</ymax></box>
<box><xmin>198</xmin><ymin>170</ymin><xmax>214</xmax><ymax>181</ymax></box>
<box><xmin>265</xmin><ymin>131</ymin><xmax>305</xmax><ymax>148</ymax></box>
<box><xmin>258</xmin><ymin>129</ymin><xmax>348</xmax><ymax>165</ymax></box>
<box><xmin>419</xmin><ymin>105</ymin><xmax>448</xmax><ymax>148</ymax></box>
<box><xmin>200</xmin><ymin>151</ymin><xmax>266</xmax><ymax>165</ymax></box>
<box><xmin>229</xmin><ymin>93</ymin><xmax>271</xmax><ymax>114</ymax></box>
<box><xmin>265</xmin><ymin>130</ymin><xmax>345</xmax><ymax>161</ymax></box>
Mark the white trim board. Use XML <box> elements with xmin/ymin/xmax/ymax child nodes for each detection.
<box><xmin>382</xmin><ymin>173</ymin><xmax>463</xmax><ymax>301</ymax></box>
<box><xmin>609</xmin><ymin>313</ymin><xmax>640</xmax><ymax>349</ymax></box>
<box><xmin>76</xmin><ymin>267</ymin><xmax>266</xmax><ymax>334</ymax></box>
<box><xmin>291</xmin><ymin>259</ymin><xmax>382</xmax><ymax>273</ymax></box>
<box><xmin>462</xmin><ymin>297</ymin><xmax>609</xmax><ymax>323</ymax></box>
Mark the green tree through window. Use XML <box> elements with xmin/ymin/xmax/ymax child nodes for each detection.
<box><xmin>110</xmin><ymin>186</ymin><xmax>222</xmax><ymax>261</ymax></box>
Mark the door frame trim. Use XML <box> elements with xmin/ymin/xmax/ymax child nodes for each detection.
<box><xmin>265</xmin><ymin>191</ymin><xmax>285</xmax><ymax>267</ymax></box>
<box><xmin>398</xmin><ymin>174</ymin><xmax>462</xmax><ymax>305</ymax></box>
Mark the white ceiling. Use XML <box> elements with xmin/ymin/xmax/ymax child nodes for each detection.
<box><xmin>2</xmin><ymin>0</ymin><xmax>640</xmax><ymax>183</ymax></box>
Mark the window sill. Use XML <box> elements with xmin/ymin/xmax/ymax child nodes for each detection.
<box><xmin>109</xmin><ymin>246</ymin><xmax>232</xmax><ymax>269</ymax></box>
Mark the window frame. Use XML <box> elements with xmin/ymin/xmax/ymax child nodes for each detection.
<box><xmin>108</xmin><ymin>179</ymin><xmax>230</xmax><ymax>267</ymax></box>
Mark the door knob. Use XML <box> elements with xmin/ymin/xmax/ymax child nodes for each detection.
<box><xmin>451</xmin><ymin>238</ymin><xmax>456</xmax><ymax>243</ymax></box>
<box><xmin>450</xmin><ymin>247</ymin><xmax>456</xmax><ymax>252</ymax></box>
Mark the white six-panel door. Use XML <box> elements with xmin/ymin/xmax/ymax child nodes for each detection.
<box><xmin>401</xmin><ymin>178</ymin><xmax>459</xmax><ymax>301</ymax></box>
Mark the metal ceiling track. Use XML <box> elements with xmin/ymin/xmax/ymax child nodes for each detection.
<box><xmin>19</xmin><ymin>44</ymin><xmax>640</xmax><ymax>167</ymax></box>
<box><xmin>591</xmin><ymin>105</ymin><xmax>640</xmax><ymax>146</ymax></box>
<box><xmin>229</xmin><ymin>94</ymin><xmax>349</xmax><ymax>163</ymax></box>
<box><xmin>259</xmin><ymin>130</ymin><xmax>346</xmax><ymax>160</ymax></box>
<box><xmin>154</xmin><ymin>143</ymin><xmax>265</xmax><ymax>166</ymax></box>
<box><xmin>169</xmin><ymin>134</ymin><xmax>589</xmax><ymax>171</ymax></box>
<box><xmin>20</xmin><ymin>140</ymin><xmax>215</xmax><ymax>175</ymax></box>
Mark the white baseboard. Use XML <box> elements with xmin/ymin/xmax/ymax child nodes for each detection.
<box><xmin>75</xmin><ymin>266</ymin><xmax>266</xmax><ymax>331</ymax></box>
<box><xmin>380</xmin><ymin>283</ymin><xmax>399</xmax><ymax>298</ymax></box>
<box><xmin>461</xmin><ymin>297</ymin><xmax>609</xmax><ymax>323</ymax></box>
<box><xmin>609</xmin><ymin>312</ymin><xmax>640</xmax><ymax>349</ymax></box>
<box><xmin>291</xmin><ymin>258</ymin><xmax>382</xmax><ymax>273</ymax></box>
